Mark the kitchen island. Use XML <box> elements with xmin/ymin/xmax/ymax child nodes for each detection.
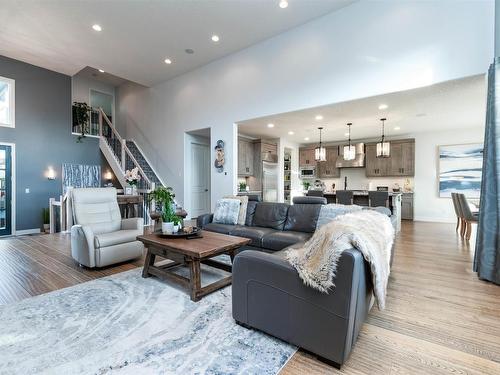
<box><xmin>319</xmin><ymin>190</ymin><xmax>402</xmax><ymax>232</ymax></box>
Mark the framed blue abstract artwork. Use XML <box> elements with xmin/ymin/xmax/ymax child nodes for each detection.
<box><xmin>438</xmin><ymin>143</ymin><xmax>483</xmax><ymax>198</ymax></box>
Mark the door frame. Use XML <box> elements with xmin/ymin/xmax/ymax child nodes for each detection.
<box><xmin>184</xmin><ymin>130</ymin><xmax>211</xmax><ymax>219</ymax></box>
<box><xmin>0</xmin><ymin>142</ymin><xmax>15</xmax><ymax>236</ymax></box>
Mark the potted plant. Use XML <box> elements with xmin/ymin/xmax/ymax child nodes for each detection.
<box><xmin>42</xmin><ymin>208</ymin><xmax>50</xmax><ymax>233</ymax></box>
<box><xmin>147</xmin><ymin>186</ymin><xmax>176</xmax><ymax>232</ymax></box>
<box><xmin>72</xmin><ymin>102</ymin><xmax>91</xmax><ymax>142</ymax></box>
<box><xmin>161</xmin><ymin>211</ymin><xmax>176</xmax><ymax>234</ymax></box>
<box><xmin>302</xmin><ymin>181</ymin><xmax>311</xmax><ymax>192</ymax></box>
<box><xmin>124</xmin><ymin>167</ymin><xmax>141</xmax><ymax>195</ymax></box>
<box><xmin>172</xmin><ymin>215</ymin><xmax>182</xmax><ymax>233</ymax></box>
<box><xmin>239</xmin><ymin>182</ymin><xmax>247</xmax><ymax>192</ymax></box>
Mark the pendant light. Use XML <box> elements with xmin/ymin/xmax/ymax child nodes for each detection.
<box><xmin>343</xmin><ymin>123</ymin><xmax>356</xmax><ymax>161</ymax></box>
<box><xmin>314</xmin><ymin>127</ymin><xmax>326</xmax><ymax>162</ymax></box>
<box><xmin>376</xmin><ymin>118</ymin><xmax>390</xmax><ymax>158</ymax></box>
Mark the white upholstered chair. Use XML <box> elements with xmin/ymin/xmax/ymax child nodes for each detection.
<box><xmin>70</xmin><ymin>188</ymin><xmax>144</xmax><ymax>268</ymax></box>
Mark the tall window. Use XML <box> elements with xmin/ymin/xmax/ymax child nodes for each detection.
<box><xmin>0</xmin><ymin>76</ymin><xmax>15</xmax><ymax>128</ymax></box>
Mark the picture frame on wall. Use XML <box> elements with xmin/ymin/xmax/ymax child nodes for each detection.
<box><xmin>438</xmin><ymin>143</ymin><xmax>483</xmax><ymax>198</ymax></box>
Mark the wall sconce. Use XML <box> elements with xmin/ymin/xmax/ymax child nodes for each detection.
<box><xmin>47</xmin><ymin>167</ymin><xmax>56</xmax><ymax>180</ymax></box>
<box><xmin>104</xmin><ymin>170</ymin><xmax>114</xmax><ymax>187</ymax></box>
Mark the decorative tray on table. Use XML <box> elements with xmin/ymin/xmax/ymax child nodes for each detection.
<box><xmin>154</xmin><ymin>227</ymin><xmax>202</xmax><ymax>239</ymax></box>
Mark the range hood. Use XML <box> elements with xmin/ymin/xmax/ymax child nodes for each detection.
<box><xmin>335</xmin><ymin>143</ymin><xmax>365</xmax><ymax>168</ymax></box>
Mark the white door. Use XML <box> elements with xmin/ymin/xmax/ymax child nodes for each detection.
<box><xmin>191</xmin><ymin>143</ymin><xmax>210</xmax><ymax>217</ymax></box>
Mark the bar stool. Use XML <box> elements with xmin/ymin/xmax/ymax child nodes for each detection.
<box><xmin>307</xmin><ymin>190</ymin><xmax>324</xmax><ymax>198</ymax></box>
<box><xmin>336</xmin><ymin>190</ymin><xmax>353</xmax><ymax>205</ymax></box>
<box><xmin>368</xmin><ymin>191</ymin><xmax>389</xmax><ymax>208</ymax></box>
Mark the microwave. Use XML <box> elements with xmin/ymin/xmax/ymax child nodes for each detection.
<box><xmin>300</xmin><ymin>167</ymin><xmax>316</xmax><ymax>179</ymax></box>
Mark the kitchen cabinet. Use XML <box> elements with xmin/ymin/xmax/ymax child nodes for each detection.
<box><xmin>238</xmin><ymin>138</ymin><xmax>254</xmax><ymax>176</ymax></box>
<box><xmin>318</xmin><ymin>146</ymin><xmax>340</xmax><ymax>178</ymax></box>
<box><xmin>246</xmin><ymin>139</ymin><xmax>278</xmax><ymax>191</ymax></box>
<box><xmin>389</xmin><ymin>141</ymin><xmax>415</xmax><ymax>176</ymax></box>
<box><xmin>365</xmin><ymin>144</ymin><xmax>388</xmax><ymax>177</ymax></box>
<box><xmin>365</xmin><ymin>139</ymin><xmax>415</xmax><ymax>177</ymax></box>
<box><xmin>299</xmin><ymin>148</ymin><xmax>316</xmax><ymax>167</ymax></box>
<box><xmin>401</xmin><ymin>193</ymin><xmax>414</xmax><ymax>220</ymax></box>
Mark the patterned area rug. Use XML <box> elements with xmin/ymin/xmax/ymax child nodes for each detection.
<box><xmin>0</xmin><ymin>265</ymin><xmax>296</xmax><ymax>374</ymax></box>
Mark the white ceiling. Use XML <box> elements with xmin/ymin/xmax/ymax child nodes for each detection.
<box><xmin>238</xmin><ymin>75</ymin><xmax>487</xmax><ymax>145</ymax></box>
<box><xmin>0</xmin><ymin>0</ymin><xmax>355</xmax><ymax>86</ymax></box>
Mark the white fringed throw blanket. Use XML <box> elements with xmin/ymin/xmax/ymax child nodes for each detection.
<box><xmin>286</xmin><ymin>210</ymin><xmax>394</xmax><ymax>309</ymax></box>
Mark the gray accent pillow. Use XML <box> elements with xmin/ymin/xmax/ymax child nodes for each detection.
<box><xmin>316</xmin><ymin>203</ymin><xmax>363</xmax><ymax>228</ymax></box>
<box><xmin>224</xmin><ymin>195</ymin><xmax>249</xmax><ymax>225</ymax></box>
<box><xmin>213</xmin><ymin>199</ymin><xmax>241</xmax><ymax>225</ymax></box>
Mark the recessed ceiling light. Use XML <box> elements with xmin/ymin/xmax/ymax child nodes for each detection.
<box><xmin>394</xmin><ymin>126</ymin><xmax>401</xmax><ymax>130</ymax></box>
<box><xmin>92</xmin><ymin>24</ymin><xmax>102</xmax><ymax>32</ymax></box>
<box><xmin>211</xmin><ymin>35</ymin><xmax>220</xmax><ymax>42</ymax></box>
<box><xmin>304</xmin><ymin>137</ymin><xmax>310</xmax><ymax>141</ymax></box>
<box><xmin>267</xmin><ymin>123</ymin><xmax>275</xmax><ymax>128</ymax></box>
<box><xmin>98</xmin><ymin>69</ymin><xmax>105</xmax><ymax>73</ymax></box>
<box><xmin>378</xmin><ymin>104</ymin><xmax>388</xmax><ymax>110</ymax></box>
<box><xmin>164</xmin><ymin>58</ymin><xmax>172</xmax><ymax>64</ymax></box>
<box><xmin>288</xmin><ymin>131</ymin><xmax>294</xmax><ymax>135</ymax></box>
<box><xmin>279</xmin><ymin>0</ymin><xmax>288</xmax><ymax>9</ymax></box>
<box><xmin>185</xmin><ymin>49</ymin><xmax>194</xmax><ymax>54</ymax></box>
<box><xmin>315</xmin><ymin>115</ymin><xmax>323</xmax><ymax>121</ymax></box>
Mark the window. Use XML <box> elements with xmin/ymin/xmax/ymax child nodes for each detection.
<box><xmin>0</xmin><ymin>76</ymin><xmax>15</xmax><ymax>128</ymax></box>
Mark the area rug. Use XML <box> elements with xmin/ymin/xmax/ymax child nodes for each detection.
<box><xmin>0</xmin><ymin>263</ymin><xmax>296</xmax><ymax>374</ymax></box>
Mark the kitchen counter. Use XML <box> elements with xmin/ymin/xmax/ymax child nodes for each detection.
<box><xmin>322</xmin><ymin>191</ymin><xmax>403</xmax><ymax>196</ymax></box>
<box><xmin>237</xmin><ymin>190</ymin><xmax>262</xmax><ymax>194</ymax></box>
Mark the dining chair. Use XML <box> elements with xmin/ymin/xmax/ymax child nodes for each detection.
<box><xmin>456</xmin><ymin>193</ymin><xmax>479</xmax><ymax>240</ymax></box>
<box><xmin>451</xmin><ymin>193</ymin><xmax>464</xmax><ymax>234</ymax></box>
<box><xmin>336</xmin><ymin>190</ymin><xmax>353</xmax><ymax>205</ymax></box>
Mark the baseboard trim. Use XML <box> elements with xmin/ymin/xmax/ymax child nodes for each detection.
<box><xmin>413</xmin><ymin>216</ymin><xmax>455</xmax><ymax>224</ymax></box>
<box><xmin>16</xmin><ymin>228</ymin><xmax>41</xmax><ymax>235</ymax></box>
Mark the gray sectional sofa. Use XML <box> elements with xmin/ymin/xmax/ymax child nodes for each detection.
<box><xmin>196</xmin><ymin>196</ymin><xmax>393</xmax><ymax>368</ymax></box>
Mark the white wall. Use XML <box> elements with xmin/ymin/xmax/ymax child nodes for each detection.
<box><xmin>72</xmin><ymin>74</ymin><xmax>117</xmax><ymax>122</ymax></box>
<box><xmin>496</xmin><ymin>0</ymin><xmax>500</xmax><ymax>56</ymax></box>
<box><xmin>410</xmin><ymin>127</ymin><xmax>484</xmax><ymax>222</ymax></box>
<box><xmin>116</xmin><ymin>0</ymin><xmax>494</xmax><ymax>211</ymax></box>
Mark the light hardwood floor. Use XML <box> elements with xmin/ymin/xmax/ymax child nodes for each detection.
<box><xmin>0</xmin><ymin>221</ymin><xmax>499</xmax><ymax>374</ymax></box>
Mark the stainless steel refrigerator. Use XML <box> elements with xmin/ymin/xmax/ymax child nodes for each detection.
<box><xmin>262</xmin><ymin>156</ymin><xmax>279</xmax><ymax>202</ymax></box>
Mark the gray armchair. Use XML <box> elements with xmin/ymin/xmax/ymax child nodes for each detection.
<box><xmin>70</xmin><ymin>188</ymin><xmax>144</xmax><ymax>268</ymax></box>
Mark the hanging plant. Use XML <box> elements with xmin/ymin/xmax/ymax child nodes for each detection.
<box><xmin>72</xmin><ymin>102</ymin><xmax>91</xmax><ymax>142</ymax></box>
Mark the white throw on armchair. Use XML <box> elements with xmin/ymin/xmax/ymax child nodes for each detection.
<box><xmin>70</xmin><ymin>188</ymin><xmax>144</xmax><ymax>268</ymax></box>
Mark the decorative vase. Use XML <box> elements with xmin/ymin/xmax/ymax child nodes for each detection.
<box><xmin>131</xmin><ymin>185</ymin><xmax>137</xmax><ymax>195</ymax></box>
<box><xmin>162</xmin><ymin>222</ymin><xmax>174</xmax><ymax>234</ymax></box>
<box><xmin>173</xmin><ymin>225</ymin><xmax>179</xmax><ymax>233</ymax></box>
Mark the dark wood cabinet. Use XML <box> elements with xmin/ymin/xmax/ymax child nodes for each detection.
<box><xmin>299</xmin><ymin>148</ymin><xmax>316</xmax><ymax>167</ymax></box>
<box><xmin>365</xmin><ymin>139</ymin><xmax>415</xmax><ymax>177</ymax></box>
<box><xmin>238</xmin><ymin>138</ymin><xmax>254</xmax><ymax>176</ymax></box>
<box><xmin>318</xmin><ymin>146</ymin><xmax>340</xmax><ymax>178</ymax></box>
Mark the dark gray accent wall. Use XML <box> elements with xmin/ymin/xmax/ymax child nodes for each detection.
<box><xmin>0</xmin><ymin>55</ymin><xmax>102</xmax><ymax>231</ymax></box>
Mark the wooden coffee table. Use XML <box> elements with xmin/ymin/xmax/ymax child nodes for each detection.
<box><xmin>137</xmin><ymin>231</ymin><xmax>251</xmax><ymax>301</ymax></box>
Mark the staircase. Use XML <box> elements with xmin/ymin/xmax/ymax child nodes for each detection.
<box><xmin>97</xmin><ymin>108</ymin><xmax>164</xmax><ymax>224</ymax></box>
<box><xmin>125</xmin><ymin>141</ymin><xmax>163</xmax><ymax>186</ymax></box>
